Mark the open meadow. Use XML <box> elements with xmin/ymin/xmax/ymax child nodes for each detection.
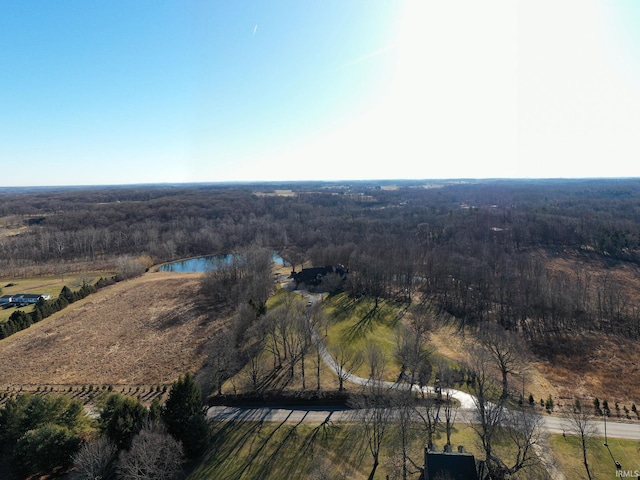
<box><xmin>0</xmin><ymin>271</ymin><xmax>110</xmax><ymax>323</ymax></box>
<box><xmin>0</xmin><ymin>270</ymin><xmax>219</xmax><ymax>391</ymax></box>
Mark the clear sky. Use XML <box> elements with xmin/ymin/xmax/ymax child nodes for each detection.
<box><xmin>2</xmin><ymin>1</ymin><xmax>640</xmax><ymax>187</ymax></box>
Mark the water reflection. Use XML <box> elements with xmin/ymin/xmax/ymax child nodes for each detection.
<box><xmin>160</xmin><ymin>253</ymin><xmax>285</xmax><ymax>273</ymax></box>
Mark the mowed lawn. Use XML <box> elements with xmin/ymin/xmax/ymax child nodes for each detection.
<box><xmin>221</xmin><ymin>290</ymin><xmax>412</xmax><ymax>393</ymax></box>
<box><xmin>549</xmin><ymin>433</ymin><xmax>640</xmax><ymax>479</ymax></box>
<box><xmin>324</xmin><ymin>292</ymin><xmax>407</xmax><ymax>382</ymax></box>
<box><xmin>0</xmin><ymin>272</ymin><xmax>112</xmax><ymax>323</ymax></box>
<box><xmin>188</xmin><ymin>419</ymin><xmax>547</xmax><ymax>480</ymax></box>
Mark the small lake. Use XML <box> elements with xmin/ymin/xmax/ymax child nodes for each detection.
<box><xmin>159</xmin><ymin>253</ymin><xmax>286</xmax><ymax>273</ymax></box>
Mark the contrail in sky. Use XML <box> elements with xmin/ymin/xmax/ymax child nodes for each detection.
<box><xmin>253</xmin><ymin>24</ymin><xmax>258</xmax><ymax>37</ymax></box>
<box><xmin>344</xmin><ymin>43</ymin><xmax>397</xmax><ymax>67</ymax></box>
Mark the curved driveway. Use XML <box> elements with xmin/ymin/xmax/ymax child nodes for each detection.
<box><xmin>208</xmin><ymin>290</ymin><xmax>640</xmax><ymax>441</ymax></box>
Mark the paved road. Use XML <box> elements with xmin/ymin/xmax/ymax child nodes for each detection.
<box><xmin>209</xmin><ymin>290</ymin><xmax>640</xmax><ymax>442</ymax></box>
<box><xmin>207</xmin><ymin>405</ymin><xmax>640</xmax><ymax>440</ymax></box>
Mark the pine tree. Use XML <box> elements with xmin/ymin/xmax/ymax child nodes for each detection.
<box><xmin>99</xmin><ymin>394</ymin><xmax>148</xmax><ymax>450</ymax></box>
<box><xmin>161</xmin><ymin>373</ymin><xmax>209</xmax><ymax>458</ymax></box>
<box><xmin>60</xmin><ymin>286</ymin><xmax>75</xmax><ymax>304</ymax></box>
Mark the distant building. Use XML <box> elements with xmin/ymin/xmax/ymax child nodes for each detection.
<box><xmin>0</xmin><ymin>295</ymin><xmax>14</xmax><ymax>304</ymax></box>
<box><xmin>12</xmin><ymin>294</ymin><xmax>51</xmax><ymax>304</ymax></box>
<box><xmin>0</xmin><ymin>293</ymin><xmax>51</xmax><ymax>307</ymax></box>
<box><xmin>289</xmin><ymin>265</ymin><xmax>348</xmax><ymax>286</ymax></box>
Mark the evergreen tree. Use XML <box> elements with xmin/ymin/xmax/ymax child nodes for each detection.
<box><xmin>0</xmin><ymin>394</ymin><xmax>89</xmax><ymax>476</ymax></box>
<box><xmin>60</xmin><ymin>285</ymin><xmax>75</xmax><ymax>304</ymax></box>
<box><xmin>148</xmin><ymin>397</ymin><xmax>162</xmax><ymax>424</ymax></box>
<box><xmin>56</xmin><ymin>295</ymin><xmax>69</xmax><ymax>311</ymax></box>
<box><xmin>32</xmin><ymin>305</ymin><xmax>43</xmax><ymax>323</ymax></box>
<box><xmin>12</xmin><ymin>423</ymin><xmax>81</xmax><ymax>478</ymax></box>
<box><xmin>99</xmin><ymin>394</ymin><xmax>148</xmax><ymax>450</ymax></box>
<box><xmin>161</xmin><ymin>373</ymin><xmax>209</xmax><ymax>458</ymax></box>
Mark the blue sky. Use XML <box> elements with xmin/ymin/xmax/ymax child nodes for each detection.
<box><xmin>1</xmin><ymin>1</ymin><xmax>640</xmax><ymax>187</ymax></box>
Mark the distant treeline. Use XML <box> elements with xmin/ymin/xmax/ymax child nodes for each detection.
<box><xmin>2</xmin><ymin>180</ymin><xmax>640</xmax><ymax>269</ymax></box>
<box><xmin>3</xmin><ymin>179</ymin><xmax>640</xmax><ymax>346</ymax></box>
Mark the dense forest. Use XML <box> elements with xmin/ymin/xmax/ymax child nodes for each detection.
<box><xmin>2</xmin><ymin>178</ymin><xmax>640</xmax><ymax>351</ymax></box>
<box><xmin>3</xmin><ymin>179</ymin><xmax>640</xmax><ymax>479</ymax></box>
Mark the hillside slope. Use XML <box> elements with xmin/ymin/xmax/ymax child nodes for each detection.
<box><xmin>0</xmin><ymin>271</ymin><xmax>218</xmax><ymax>387</ymax></box>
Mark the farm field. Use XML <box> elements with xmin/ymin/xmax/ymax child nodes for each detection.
<box><xmin>0</xmin><ymin>270</ymin><xmax>219</xmax><ymax>390</ymax></box>
<box><xmin>0</xmin><ymin>271</ymin><xmax>112</xmax><ymax>323</ymax></box>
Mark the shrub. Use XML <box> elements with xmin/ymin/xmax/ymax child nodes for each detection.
<box><xmin>99</xmin><ymin>394</ymin><xmax>148</xmax><ymax>450</ymax></box>
<box><xmin>545</xmin><ymin>395</ymin><xmax>554</xmax><ymax>412</ymax></box>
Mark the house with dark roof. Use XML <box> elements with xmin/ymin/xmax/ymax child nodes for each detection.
<box><xmin>289</xmin><ymin>265</ymin><xmax>348</xmax><ymax>287</ymax></box>
<box><xmin>421</xmin><ymin>445</ymin><xmax>487</xmax><ymax>480</ymax></box>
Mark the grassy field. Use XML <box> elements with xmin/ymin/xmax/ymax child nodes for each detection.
<box><xmin>0</xmin><ymin>270</ymin><xmax>218</xmax><ymax>388</ymax></box>
<box><xmin>187</xmin><ymin>418</ymin><xmax>548</xmax><ymax>480</ymax></box>
<box><xmin>0</xmin><ymin>271</ymin><xmax>112</xmax><ymax>323</ymax></box>
<box><xmin>324</xmin><ymin>293</ymin><xmax>405</xmax><ymax>382</ymax></box>
<box><xmin>221</xmin><ymin>290</ymin><xmax>415</xmax><ymax>394</ymax></box>
<box><xmin>549</xmin><ymin>433</ymin><xmax>640</xmax><ymax>479</ymax></box>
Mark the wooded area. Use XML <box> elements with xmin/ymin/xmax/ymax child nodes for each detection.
<box><xmin>3</xmin><ymin>179</ymin><xmax>640</xmax><ymax>352</ymax></box>
<box><xmin>2</xmin><ymin>179</ymin><xmax>640</xmax><ymax>478</ymax></box>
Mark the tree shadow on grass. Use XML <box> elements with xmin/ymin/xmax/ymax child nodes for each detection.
<box><xmin>202</xmin><ymin>410</ymin><xmax>271</xmax><ymax>476</ymax></box>
<box><xmin>344</xmin><ymin>305</ymin><xmax>380</xmax><ymax>343</ymax></box>
<box><xmin>250</xmin><ymin>413</ymin><xmax>309</xmax><ymax>479</ymax></box>
<box><xmin>331</xmin><ymin>294</ymin><xmax>362</xmax><ymax>323</ymax></box>
<box><xmin>202</xmin><ymin>410</ymin><xmax>293</xmax><ymax>480</ymax></box>
<box><xmin>195</xmin><ymin>410</ymin><xmax>365</xmax><ymax>480</ymax></box>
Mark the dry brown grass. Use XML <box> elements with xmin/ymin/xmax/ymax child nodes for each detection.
<box><xmin>429</xmin><ymin>323</ymin><xmax>640</xmax><ymax>412</ymax></box>
<box><xmin>428</xmin><ymin>323</ymin><xmax>560</xmax><ymax>404</ymax></box>
<box><xmin>2</xmin><ymin>249</ymin><xmax>640</xmax><ymax>414</ymax></box>
<box><xmin>536</xmin><ymin>250</ymin><xmax>640</xmax><ymax>407</ymax></box>
<box><xmin>0</xmin><ymin>271</ymin><xmax>220</xmax><ymax>389</ymax></box>
<box><xmin>537</xmin><ymin>333</ymin><xmax>640</xmax><ymax>407</ymax></box>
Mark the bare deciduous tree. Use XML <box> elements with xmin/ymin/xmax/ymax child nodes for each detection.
<box><xmin>467</xmin><ymin>346</ymin><xmax>542</xmax><ymax>480</ymax></box>
<box><xmin>395</xmin><ymin>312</ymin><xmax>432</xmax><ymax>390</ymax></box>
<box><xmin>363</xmin><ymin>340</ymin><xmax>386</xmax><ymax>383</ymax></box>
<box><xmin>478</xmin><ymin>322</ymin><xmax>527</xmax><ymax>400</ymax></box>
<box><xmin>393</xmin><ymin>390</ymin><xmax>422</xmax><ymax>480</ymax></box>
<box><xmin>205</xmin><ymin>329</ymin><xmax>238</xmax><ymax>396</ymax></box>
<box><xmin>350</xmin><ymin>349</ymin><xmax>392</xmax><ymax>480</ymax></box>
<box><xmin>117</xmin><ymin>423</ymin><xmax>184</xmax><ymax>480</ymax></box>
<box><xmin>436</xmin><ymin>361</ymin><xmax>459</xmax><ymax>447</ymax></box>
<box><xmin>331</xmin><ymin>344</ymin><xmax>362</xmax><ymax>392</ymax></box>
<box><xmin>71</xmin><ymin>435</ymin><xmax>117</xmax><ymax>480</ymax></box>
<box><xmin>413</xmin><ymin>394</ymin><xmax>440</xmax><ymax>451</ymax></box>
<box><xmin>563</xmin><ymin>404</ymin><xmax>597</xmax><ymax>480</ymax></box>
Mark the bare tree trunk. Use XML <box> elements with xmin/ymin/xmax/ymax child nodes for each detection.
<box><xmin>564</xmin><ymin>407</ymin><xmax>596</xmax><ymax>480</ymax></box>
<box><xmin>367</xmin><ymin>458</ymin><xmax>379</xmax><ymax>480</ymax></box>
<box><xmin>316</xmin><ymin>344</ymin><xmax>321</xmax><ymax>391</ymax></box>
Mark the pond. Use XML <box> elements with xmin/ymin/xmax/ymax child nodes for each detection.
<box><xmin>159</xmin><ymin>253</ymin><xmax>286</xmax><ymax>273</ymax></box>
